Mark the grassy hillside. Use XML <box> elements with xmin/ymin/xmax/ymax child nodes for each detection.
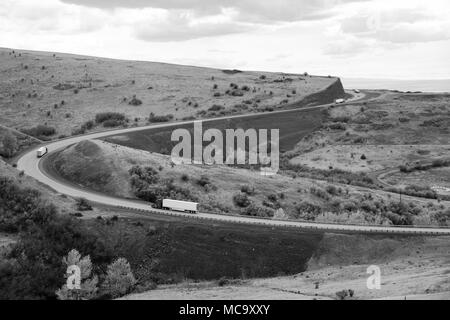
<box><xmin>88</xmin><ymin>216</ymin><xmax>323</xmax><ymax>282</ymax></box>
<box><xmin>48</xmin><ymin>140</ymin><xmax>449</xmax><ymax>226</ymax></box>
<box><xmin>0</xmin><ymin>47</ymin><xmax>344</xmax><ymax>138</ymax></box>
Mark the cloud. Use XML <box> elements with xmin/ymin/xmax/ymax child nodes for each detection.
<box><xmin>61</xmin><ymin>0</ymin><xmax>367</xmax><ymax>23</ymax></box>
<box><xmin>373</xmin><ymin>22</ymin><xmax>450</xmax><ymax>43</ymax></box>
<box><xmin>55</xmin><ymin>0</ymin><xmax>371</xmax><ymax>42</ymax></box>
<box><xmin>323</xmin><ymin>36</ymin><xmax>373</xmax><ymax>56</ymax></box>
<box><xmin>134</xmin><ymin>13</ymin><xmax>251</xmax><ymax>41</ymax></box>
<box><xmin>0</xmin><ymin>0</ymin><xmax>106</xmax><ymax>34</ymax></box>
<box><xmin>338</xmin><ymin>6</ymin><xmax>450</xmax><ymax>43</ymax></box>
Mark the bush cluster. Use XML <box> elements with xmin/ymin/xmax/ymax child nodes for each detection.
<box><xmin>149</xmin><ymin>113</ymin><xmax>174</xmax><ymax>123</ymax></box>
<box><xmin>95</xmin><ymin>113</ymin><xmax>127</xmax><ymax>128</ymax></box>
<box><xmin>22</xmin><ymin>125</ymin><xmax>56</xmax><ymax>139</ymax></box>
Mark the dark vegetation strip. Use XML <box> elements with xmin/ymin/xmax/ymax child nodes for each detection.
<box><xmin>0</xmin><ymin>175</ymin><xmax>325</xmax><ymax>299</ymax></box>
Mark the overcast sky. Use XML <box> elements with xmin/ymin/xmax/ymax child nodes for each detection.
<box><xmin>1</xmin><ymin>0</ymin><xmax>449</xmax><ymax>79</ymax></box>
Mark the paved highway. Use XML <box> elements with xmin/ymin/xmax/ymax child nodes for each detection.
<box><xmin>16</xmin><ymin>95</ymin><xmax>450</xmax><ymax>236</ymax></box>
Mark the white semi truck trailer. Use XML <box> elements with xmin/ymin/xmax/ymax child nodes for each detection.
<box><xmin>36</xmin><ymin>147</ymin><xmax>48</xmax><ymax>158</ymax></box>
<box><xmin>162</xmin><ymin>199</ymin><xmax>198</xmax><ymax>214</ymax></box>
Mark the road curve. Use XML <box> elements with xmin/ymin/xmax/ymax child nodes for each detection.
<box><xmin>16</xmin><ymin>98</ymin><xmax>450</xmax><ymax>236</ymax></box>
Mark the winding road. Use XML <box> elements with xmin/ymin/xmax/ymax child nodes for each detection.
<box><xmin>16</xmin><ymin>94</ymin><xmax>450</xmax><ymax>236</ymax></box>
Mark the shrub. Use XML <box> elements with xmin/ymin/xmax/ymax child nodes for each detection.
<box><xmin>22</xmin><ymin>125</ymin><xmax>56</xmax><ymax>139</ymax></box>
<box><xmin>0</xmin><ymin>132</ymin><xmax>18</xmax><ymax>158</ymax></box>
<box><xmin>399</xmin><ymin>165</ymin><xmax>410</xmax><ymax>173</ymax></box>
<box><xmin>196</xmin><ymin>175</ymin><xmax>212</xmax><ymax>188</ymax></box>
<box><xmin>432</xmin><ymin>159</ymin><xmax>450</xmax><ymax>168</ymax></box>
<box><xmin>332</xmin><ymin>116</ymin><xmax>351</xmax><ymax>123</ymax></box>
<box><xmin>342</xmin><ymin>201</ymin><xmax>358</xmax><ymax>212</ymax></box>
<box><xmin>242</xmin><ymin>204</ymin><xmax>274</xmax><ymax>218</ymax></box>
<box><xmin>101</xmin><ymin>258</ymin><xmax>136</xmax><ymax>299</ymax></box>
<box><xmin>76</xmin><ymin>198</ymin><xmax>93</xmax><ymax>211</ymax></box>
<box><xmin>327</xmin><ymin>123</ymin><xmax>347</xmax><ymax>130</ymax></box>
<box><xmin>103</xmin><ymin>119</ymin><xmax>124</xmax><ymax>128</ymax></box>
<box><xmin>433</xmin><ymin>209</ymin><xmax>450</xmax><ymax>226</ymax></box>
<box><xmin>295</xmin><ymin>201</ymin><xmax>322</xmax><ymax>220</ymax></box>
<box><xmin>133</xmin><ymin>178</ymin><xmax>196</xmax><ymax>205</ymax></box>
<box><xmin>326</xmin><ymin>185</ymin><xmax>340</xmax><ymax>196</ymax></box>
<box><xmin>233</xmin><ymin>193</ymin><xmax>251</xmax><ymax>208</ymax></box>
<box><xmin>129</xmin><ymin>96</ymin><xmax>142</xmax><ymax>106</ymax></box>
<box><xmin>181</xmin><ymin>174</ymin><xmax>189</xmax><ymax>182</ymax></box>
<box><xmin>382</xmin><ymin>202</ymin><xmax>415</xmax><ymax>225</ymax></box>
<box><xmin>353</xmin><ymin>137</ymin><xmax>366</xmax><ymax>144</ymax></box>
<box><xmin>208</xmin><ymin>105</ymin><xmax>224</xmax><ymax>112</ymax></box>
<box><xmin>229</xmin><ymin>90</ymin><xmax>244</xmax><ymax>97</ymax></box>
<box><xmin>149</xmin><ymin>113</ymin><xmax>174</xmax><ymax>123</ymax></box>
<box><xmin>218</xmin><ymin>277</ymin><xmax>230</xmax><ymax>287</ymax></box>
<box><xmin>70</xmin><ymin>212</ymin><xmax>83</xmax><ymax>218</ymax></box>
<box><xmin>129</xmin><ymin>166</ymin><xmax>160</xmax><ymax>187</ymax></box>
<box><xmin>81</xmin><ymin>120</ymin><xmax>95</xmax><ymax>131</ymax></box>
<box><xmin>335</xmin><ymin>290</ymin><xmax>355</xmax><ymax>300</ymax></box>
<box><xmin>95</xmin><ymin>112</ymin><xmax>126</xmax><ymax>124</ymax></box>
<box><xmin>240</xmin><ymin>185</ymin><xmax>255</xmax><ymax>196</ymax></box>
<box><xmin>310</xmin><ymin>187</ymin><xmax>330</xmax><ymax>200</ymax></box>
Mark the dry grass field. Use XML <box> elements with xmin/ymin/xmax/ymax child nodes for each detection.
<box><xmin>0</xmin><ymin>47</ymin><xmax>341</xmax><ymax>138</ymax></box>
<box><xmin>288</xmin><ymin>93</ymin><xmax>450</xmax><ymax>200</ymax></box>
<box><xmin>291</xmin><ymin>145</ymin><xmax>450</xmax><ymax>173</ymax></box>
<box><xmin>385</xmin><ymin>168</ymin><xmax>450</xmax><ymax>195</ymax></box>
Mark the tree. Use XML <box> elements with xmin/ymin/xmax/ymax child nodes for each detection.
<box><xmin>0</xmin><ymin>132</ymin><xmax>18</xmax><ymax>158</ymax></box>
<box><xmin>101</xmin><ymin>258</ymin><xmax>136</xmax><ymax>298</ymax></box>
<box><xmin>56</xmin><ymin>249</ymin><xmax>99</xmax><ymax>300</ymax></box>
